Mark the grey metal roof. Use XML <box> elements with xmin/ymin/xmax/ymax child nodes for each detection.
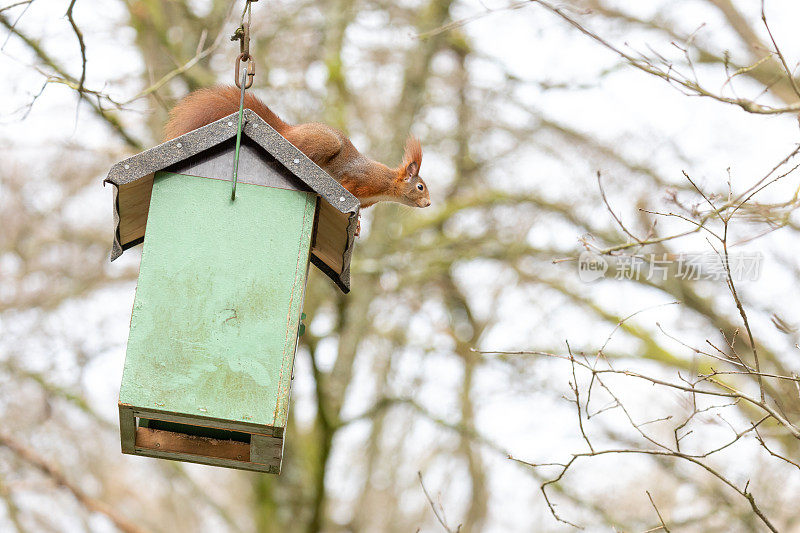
<box><xmin>104</xmin><ymin>109</ymin><xmax>360</xmax><ymax>292</ymax></box>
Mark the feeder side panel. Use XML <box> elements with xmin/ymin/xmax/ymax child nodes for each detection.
<box><xmin>119</xmin><ymin>171</ymin><xmax>316</xmax><ymax>431</ymax></box>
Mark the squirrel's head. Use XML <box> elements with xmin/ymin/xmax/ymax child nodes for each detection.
<box><xmin>395</xmin><ymin>137</ymin><xmax>430</xmax><ymax>208</ymax></box>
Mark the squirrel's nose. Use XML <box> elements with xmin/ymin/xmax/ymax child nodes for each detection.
<box><xmin>420</xmin><ymin>199</ymin><xmax>431</xmax><ymax>208</ymax></box>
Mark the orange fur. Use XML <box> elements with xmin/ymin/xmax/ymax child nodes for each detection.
<box><xmin>164</xmin><ymin>86</ymin><xmax>431</xmax><ymax>209</ymax></box>
<box><xmin>402</xmin><ymin>137</ymin><xmax>422</xmax><ymax>172</ymax></box>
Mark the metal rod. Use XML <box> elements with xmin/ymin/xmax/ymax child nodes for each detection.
<box><xmin>231</xmin><ymin>64</ymin><xmax>248</xmax><ymax>201</ymax></box>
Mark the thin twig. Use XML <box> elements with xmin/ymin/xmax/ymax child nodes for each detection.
<box><xmin>0</xmin><ymin>1</ymin><xmax>31</xmax><ymax>14</ymax></box>
<box><xmin>0</xmin><ymin>0</ymin><xmax>32</xmax><ymax>49</ymax></box>
<box><xmin>529</xmin><ymin>0</ymin><xmax>800</xmax><ymax>115</ymax></box>
<box><xmin>597</xmin><ymin>170</ymin><xmax>638</xmax><ymax>241</ymax></box>
<box><xmin>418</xmin><ymin>472</ymin><xmax>461</xmax><ymax>533</ymax></box>
<box><xmin>646</xmin><ymin>491</ymin><xmax>670</xmax><ymax>532</ymax></box>
<box><xmin>64</xmin><ymin>0</ymin><xmax>86</xmax><ymax>100</ymax></box>
<box><xmin>0</xmin><ymin>11</ymin><xmax>143</xmax><ymax>148</ymax></box>
<box><xmin>760</xmin><ymin>0</ymin><xmax>800</xmax><ymax>99</ymax></box>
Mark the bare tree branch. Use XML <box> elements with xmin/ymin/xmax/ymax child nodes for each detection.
<box><xmin>0</xmin><ymin>432</ymin><xmax>151</xmax><ymax>533</ymax></box>
<box><xmin>64</xmin><ymin>0</ymin><xmax>86</xmax><ymax>100</ymax></box>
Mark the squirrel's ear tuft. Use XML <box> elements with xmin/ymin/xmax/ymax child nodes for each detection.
<box><xmin>401</xmin><ymin>136</ymin><xmax>422</xmax><ymax>180</ymax></box>
<box><xmin>403</xmin><ymin>161</ymin><xmax>419</xmax><ymax>181</ymax></box>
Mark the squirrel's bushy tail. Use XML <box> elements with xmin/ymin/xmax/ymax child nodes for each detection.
<box><xmin>163</xmin><ymin>85</ymin><xmax>290</xmax><ymax>141</ymax></box>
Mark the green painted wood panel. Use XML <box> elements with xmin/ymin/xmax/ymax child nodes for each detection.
<box><xmin>119</xmin><ymin>171</ymin><xmax>316</xmax><ymax>432</ymax></box>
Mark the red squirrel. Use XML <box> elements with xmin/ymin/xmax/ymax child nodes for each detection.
<box><xmin>164</xmin><ymin>86</ymin><xmax>430</xmax><ymax>209</ymax></box>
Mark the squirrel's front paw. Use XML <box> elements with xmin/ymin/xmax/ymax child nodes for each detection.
<box><xmin>355</xmin><ymin>216</ymin><xmax>361</xmax><ymax>237</ymax></box>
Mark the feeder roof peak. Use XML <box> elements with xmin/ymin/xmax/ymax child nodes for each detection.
<box><xmin>104</xmin><ymin>109</ymin><xmax>359</xmax><ymax>293</ymax></box>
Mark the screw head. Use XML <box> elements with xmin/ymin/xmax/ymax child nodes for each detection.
<box><xmin>124</xmin><ymin>164</ymin><xmax>130</xmax><ymax>169</ymax></box>
<box><xmin>227</xmin><ymin>121</ymin><xmax>233</xmax><ymax>126</ymax></box>
<box><xmin>339</xmin><ymin>196</ymin><xmax>345</xmax><ymax>202</ymax></box>
<box><xmin>293</xmin><ymin>158</ymin><xmax>300</xmax><ymax>164</ymax></box>
<box><xmin>176</xmin><ymin>142</ymin><xmax>182</xmax><ymax>148</ymax></box>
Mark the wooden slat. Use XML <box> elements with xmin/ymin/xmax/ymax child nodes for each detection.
<box><xmin>118</xmin><ymin>405</ymin><xmax>136</xmax><ymax>454</ymax></box>
<box><xmin>131</xmin><ymin>408</ymin><xmax>282</xmax><ymax>438</ymax></box>
<box><xmin>311</xmin><ymin>200</ymin><xmax>348</xmax><ymax>274</ymax></box>
<box><xmin>118</xmin><ymin>175</ymin><xmax>154</xmax><ymax>245</ymax></box>
<box><xmin>251</xmin><ymin>434</ymin><xmax>283</xmax><ymax>465</ymax></box>
<box><xmin>132</xmin><ymin>448</ymin><xmax>280</xmax><ymax>473</ymax></box>
<box><xmin>135</xmin><ymin>427</ymin><xmax>250</xmax><ymax>462</ymax></box>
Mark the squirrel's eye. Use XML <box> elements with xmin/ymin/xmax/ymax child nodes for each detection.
<box><xmin>417</xmin><ymin>183</ymin><xmax>424</xmax><ymax>191</ymax></box>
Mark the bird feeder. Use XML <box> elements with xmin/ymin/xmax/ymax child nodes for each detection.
<box><xmin>105</xmin><ymin>110</ymin><xmax>359</xmax><ymax>474</ymax></box>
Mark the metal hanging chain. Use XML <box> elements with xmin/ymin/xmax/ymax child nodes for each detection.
<box><xmin>230</xmin><ymin>0</ymin><xmax>257</xmax><ymax>201</ymax></box>
<box><xmin>232</xmin><ymin>0</ymin><xmax>256</xmax><ymax>90</ymax></box>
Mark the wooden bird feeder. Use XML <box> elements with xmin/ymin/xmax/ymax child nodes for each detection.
<box><xmin>105</xmin><ymin>110</ymin><xmax>359</xmax><ymax>474</ymax></box>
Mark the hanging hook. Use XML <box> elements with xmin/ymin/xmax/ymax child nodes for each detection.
<box><xmin>234</xmin><ymin>53</ymin><xmax>255</xmax><ymax>89</ymax></box>
<box><xmin>232</xmin><ymin>14</ymin><xmax>255</xmax><ymax>88</ymax></box>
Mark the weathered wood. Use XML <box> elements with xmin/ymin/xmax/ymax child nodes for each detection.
<box><xmin>130</xmin><ymin>407</ymin><xmax>283</xmax><ymax>437</ymax></box>
<box><xmin>118</xmin><ymin>175</ymin><xmax>153</xmax><ymax>245</ymax></box>
<box><xmin>118</xmin><ymin>405</ymin><xmax>136</xmax><ymax>454</ymax></box>
<box><xmin>135</xmin><ymin>427</ymin><xmax>250</xmax><ymax>462</ymax></box>
<box><xmin>250</xmin><ymin>434</ymin><xmax>284</xmax><ymax>464</ymax></box>
<box><xmin>312</xmin><ymin>200</ymin><xmax>350</xmax><ymax>275</ymax></box>
<box><xmin>132</xmin><ymin>448</ymin><xmax>280</xmax><ymax>473</ymax></box>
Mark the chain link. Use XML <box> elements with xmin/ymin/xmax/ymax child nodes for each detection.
<box><xmin>231</xmin><ymin>0</ymin><xmax>257</xmax><ymax>85</ymax></box>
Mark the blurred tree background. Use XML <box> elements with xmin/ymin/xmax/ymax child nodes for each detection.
<box><xmin>2</xmin><ymin>1</ymin><xmax>800</xmax><ymax>531</ymax></box>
